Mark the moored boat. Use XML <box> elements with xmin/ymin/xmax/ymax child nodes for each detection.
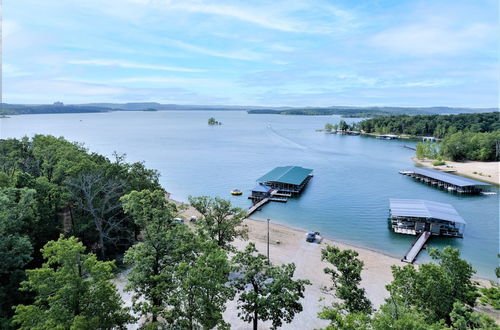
<box><xmin>231</xmin><ymin>189</ymin><xmax>243</xmax><ymax>196</ymax></box>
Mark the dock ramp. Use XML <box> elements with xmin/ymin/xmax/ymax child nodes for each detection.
<box><xmin>246</xmin><ymin>198</ymin><xmax>270</xmax><ymax>217</ymax></box>
<box><xmin>402</xmin><ymin>231</ymin><xmax>431</xmax><ymax>263</ymax></box>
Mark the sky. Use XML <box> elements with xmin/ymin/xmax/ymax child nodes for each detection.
<box><xmin>2</xmin><ymin>0</ymin><xmax>499</xmax><ymax>107</ymax></box>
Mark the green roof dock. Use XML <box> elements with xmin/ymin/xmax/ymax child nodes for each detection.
<box><xmin>257</xmin><ymin>166</ymin><xmax>313</xmax><ymax>195</ymax></box>
<box><xmin>246</xmin><ymin>166</ymin><xmax>313</xmax><ymax>217</ymax></box>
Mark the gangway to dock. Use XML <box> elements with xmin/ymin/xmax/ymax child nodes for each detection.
<box><xmin>247</xmin><ymin>197</ymin><xmax>270</xmax><ymax>217</ymax></box>
<box><xmin>402</xmin><ymin>231</ymin><xmax>431</xmax><ymax>263</ymax></box>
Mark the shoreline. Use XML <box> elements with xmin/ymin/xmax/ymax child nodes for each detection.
<box><xmin>412</xmin><ymin>157</ymin><xmax>499</xmax><ymax>185</ymax></box>
<box><xmin>162</xmin><ymin>195</ymin><xmax>498</xmax><ymax>328</ymax></box>
<box><xmin>169</xmin><ymin>195</ymin><xmax>494</xmax><ymax>283</ymax></box>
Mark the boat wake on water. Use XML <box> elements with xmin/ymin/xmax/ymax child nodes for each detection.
<box><xmin>266</xmin><ymin>124</ymin><xmax>308</xmax><ymax>150</ymax></box>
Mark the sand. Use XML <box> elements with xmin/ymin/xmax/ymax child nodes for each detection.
<box><xmin>117</xmin><ymin>199</ymin><xmax>497</xmax><ymax>329</ymax></box>
<box><xmin>413</xmin><ymin>158</ymin><xmax>499</xmax><ymax>185</ymax></box>
<box><xmin>173</xmin><ymin>202</ymin><xmax>405</xmax><ymax>329</ymax></box>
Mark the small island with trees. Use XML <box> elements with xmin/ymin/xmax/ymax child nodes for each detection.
<box><xmin>208</xmin><ymin>117</ymin><xmax>222</xmax><ymax>125</ymax></box>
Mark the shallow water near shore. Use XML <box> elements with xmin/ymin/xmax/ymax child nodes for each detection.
<box><xmin>2</xmin><ymin>110</ymin><xmax>498</xmax><ymax>278</ymax></box>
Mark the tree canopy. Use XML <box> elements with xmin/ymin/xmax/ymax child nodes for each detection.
<box><xmin>189</xmin><ymin>196</ymin><xmax>248</xmax><ymax>250</ymax></box>
<box><xmin>13</xmin><ymin>235</ymin><xmax>132</xmax><ymax>329</ymax></box>
<box><xmin>232</xmin><ymin>243</ymin><xmax>310</xmax><ymax>330</ymax></box>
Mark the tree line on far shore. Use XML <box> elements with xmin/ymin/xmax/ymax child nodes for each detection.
<box><xmin>324</xmin><ymin>112</ymin><xmax>500</xmax><ymax>161</ymax></box>
<box><xmin>1</xmin><ymin>135</ymin><xmax>498</xmax><ymax>329</ymax></box>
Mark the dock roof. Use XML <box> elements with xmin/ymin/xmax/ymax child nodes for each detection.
<box><xmin>390</xmin><ymin>199</ymin><xmax>466</xmax><ymax>224</ymax></box>
<box><xmin>257</xmin><ymin>166</ymin><xmax>313</xmax><ymax>185</ymax></box>
<box><xmin>251</xmin><ymin>184</ymin><xmax>273</xmax><ymax>193</ymax></box>
<box><xmin>411</xmin><ymin>167</ymin><xmax>490</xmax><ymax>187</ymax></box>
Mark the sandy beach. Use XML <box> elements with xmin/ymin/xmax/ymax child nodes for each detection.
<box><xmin>172</xmin><ymin>201</ymin><xmax>405</xmax><ymax>329</ymax></box>
<box><xmin>412</xmin><ymin>157</ymin><xmax>499</xmax><ymax>185</ymax></box>
<box><xmin>113</xmin><ymin>198</ymin><xmax>498</xmax><ymax>329</ymax></box>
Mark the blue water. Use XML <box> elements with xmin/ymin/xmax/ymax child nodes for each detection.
<box><xmin>2</xmin><ymin>111</ymin><xmax>498</xmax><ymax>278</ymax></box>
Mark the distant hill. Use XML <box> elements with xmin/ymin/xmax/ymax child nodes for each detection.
<box><xmin>0</xmin><ymin>102</ymin><xmax>496</xmax><ymax>116</ymax></box>
<box><xmin>0</xmin><ymin>103</ymin><xmax>109</xmax><ymax>115</ymax></box>
<box><xmin>247</xmin><ymin>106</ymin><xmax>498</xmax><ymax>117</ymax></box>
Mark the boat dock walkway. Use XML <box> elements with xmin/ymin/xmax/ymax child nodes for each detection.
<box><xmin>246</xmin><ymin>191</ymin><xmax>289</xmax><ymax>216</ymax></box>
<box><xmin>247</xmin><ymin>197</ymin><xmax>270</xmax><ymax>216</ymax></box>
<box><xmin>402</xmin><ymin>231</ymin><xmax>431</xmax><ymax>263</ymax></box>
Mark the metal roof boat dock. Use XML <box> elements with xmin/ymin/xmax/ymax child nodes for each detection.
<box><xmin>257</xmin><ymin>166</ymin><xmax>313</xmax><ymax>195</ymax></box>
<box><xmin>246</xmin><ymin>166</ymin><xmax>313</xmax><ymax>217</ymax></box>
<box><xmin>399</xmin><ymin>167</ymin><xmax>490</xmax><ymax>194</ymax></box>
<box><xmin>389</xmin><ymin>198</ymin><xmax>466</xmax><ymax>263</ymax></box>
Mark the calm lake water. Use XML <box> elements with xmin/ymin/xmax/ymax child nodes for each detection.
<box><xmin>2</xmin><ymin>111</ymin><xmax>498</xmax><ymax>278</ymax></box>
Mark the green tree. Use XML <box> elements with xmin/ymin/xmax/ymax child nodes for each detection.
<box><xmin>121</xmin><ymin>190</ymin><xmax>185</xmax><ymax>324</ymax></box>
<box><xmin>208</xmin><ymin>117</ymin><xmax>221</xmax><ymax>125</ymax></box>
<box><xmin>232</xmin><ymin>243</ymin><xmax>310</xmax><ymax>330</ymax></box>
<box><xmin>122</xmin><ymin>190</ymin><xmax>235</xmax><ymax>329</ymax></box>
<box><xmin>0</xmin><ymin>188</ymin><xmax>36</xmax><ymax>328</ymax></box>
<box><xmin>189</xmin><ymin>196</ymin><xmax>248</xmax><ymax>249</ymax></box>
<box><xmin>386</xmin><ymin>247</ymin><xmax>478</xmax><ymax>323</ymax></box>
<box><xmin>318</xmin><ymin>246</ymin><xmax>372</xmax><ymax>328</ymax></box>
<box><xmin>324</xmin><ymin>123</ymin><xmax>334</xmax><ymax>131</ymax></box>
<box><xmin>371</xmin><ymin>303</ymin><xmax>446</xmax><ymax>330</ymax></box>
<box><xmin>167</xmin><ymin>242</ymin><xmax>234</xmax><ymax>329</ymax></box>
<box><xmin>13</xmin><ymin>235</ymin><xmax>132</xmax><ymax>329</ymax></box>
<box><xmin>338</xmin><ymin>120</ymin><xmax>349</xmax><ymax>131</ymax></box>
<box><xmin>449</xmin><ymin>301</ymin><xmax>498</xmax><ymax>329</ymax></box>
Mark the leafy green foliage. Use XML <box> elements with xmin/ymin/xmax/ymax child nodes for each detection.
<box><xmin>208</xmin><ymin>117</ymin><xmax>222</xmax><ymax>125</ymax></box>
<box><xmin>0</xmin><ymin>187</ymin><xmax>37</xmax><ymax>328</ymax></box>
<box><xmin>359</xmin><ymin>112</ymin><xmax>500</xmax><ymax>138</ymax></box>
<box><xmin>122</xmin><ymin>190</ymin><xmax>234</xmax><ymax>329</ymax></box>
<box><xmin>0</xmin><ymin>136</ymin><xmax>161</xmax><ymax>327</ymax></box>
<box><xmin>318</xmin><ymin>246</ymin><xmax>372</xmax><ymax>329</ymax></box>
<box><xmin>167</xmin><ymin>242</ymin><xmax>234</xmax><ymax>329</ymax></box>
<box><xmin>449</xmin><ymin>301</ymin><xmax>498</xmax><ymax>329</ymax></box>
<box><xmin>321</xmin><ymin>246</ymin><xmax>372</xmax><ymax>314</ymax></box>
<box><xmin>387</xmin><ymin>247</ymin><xmax>478</xmax><ymax>323</ymax></box>
<box><xmin>440</xmin><ymin>131</ymin><xmax>500</xmax><ymax>161</ymax></box>
<box><xmin>121</xmin><ymin>190</ymin><xmax>184</xmax><ymax>323</ymax></box>
<box><xmin>415</xmin><ymin>141</ymin><xmax>439</xmax><ymax>159</ymax></box>
<box><xmin>189</xmin><ymin>196</ymin><xmax>248</xmax><ymax>249</ymax></box>
<box><xmin>232</xmin><ymin>243</ymin><xmax>310</xmax><ymax>330</ymax></box>
<box><xmin>371</xmin><ymin>303</ymin><xmax>446</xmax><ymax>330</ymax></box>
<box><xmin>13</xmin><ymin>235</ymin><xmax>132</xmax><ymax>329</ymax></box>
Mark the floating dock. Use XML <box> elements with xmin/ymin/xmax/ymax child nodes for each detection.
<box><xmin>389</xmin><ymin>199</ymin><xmax>466</xmax><ymax>262</ymax></box>
<box><xmin>402</xmin><ymin>231</ymin><xmax>431</xmax><ymax>263</ymax></box>
<box><xmin>399</xmin><ymin>167</ymin><xmax>491</xmax><ymax>194</ymax></box>
<box><xmin>246</xmin><ymin>166</ymin><xmax>313</xmax><ymax>216</ymax></box>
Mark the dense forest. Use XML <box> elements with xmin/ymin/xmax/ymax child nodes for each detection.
<box><xmin>358</xmin><ymin>112</ymin><xmax>500</xmax><ymax>161</ymax></box>
<box><xmin>1</xmin><ymin>135</ymin><xmax>498</xmax><ymax>329</ymax></box>
<box><xmin>0</xmin><ymin>135</ymin><xmax>161</xmax><ymax>328</ymax></box>
<box><xmin>358</xmin><ymin>112</ymin><xmax>500</xmax><ymax>138</ymax></box>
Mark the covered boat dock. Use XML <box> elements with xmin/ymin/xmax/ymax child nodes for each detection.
<box><xmin>389</xmin><ymin>198</ymin><xmax>467</xmax><ymax>263</ymax></box>
<box><xmin>257</xmin><ymin>166</ymin><xmax>313</xmax><ymax>195</ymax></box>
<box><xmin>389</xmin><ymin>198</ymin><xmax>466</xmax><ymax>238</ymax></box>
<box><xmin>400</xmin><ymin>167</ymin><xmax>490</xmax><ymax>194</ymax></box>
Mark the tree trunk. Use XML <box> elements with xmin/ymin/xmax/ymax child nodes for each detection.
<box><xmin>99</xmin><ymin>230</ymin><xmax>106</xmax><ymax>260</ymax></box>
<box><xmin>253</xmin><ymin>311</ymin><xmax>258</xmax><ymax>330</ymax></box>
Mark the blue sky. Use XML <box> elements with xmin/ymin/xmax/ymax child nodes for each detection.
<box><xmin>3</xmin><ymin>0</ymin><xmax>498</xmax><ymax>107</ymax></box>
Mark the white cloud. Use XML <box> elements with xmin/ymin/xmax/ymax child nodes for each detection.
<box><xmin>122</xmin><ymin>0</ymin><xmax>355</xmax><ymax>34</ymax></box>
<box><xmin>166</xmin><ymin>39</ymin><xmax>263</xmax><ymax>61</ymax></box>
<box><xmin>68</xmin><ymin>59</ymin><xmax>204</xmax><ymax>72</ymax></box>
<box><xmin>371</xmin><ymin>22</ymin><xmax>495</xmax><ymax>56</ymax></box>
<box><xmin>2</xmin><ymin>63</ymin><xmax>29</xmax><ymax>77</ymax></box>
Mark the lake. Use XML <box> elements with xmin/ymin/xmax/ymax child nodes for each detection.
<box><xmin>2</xmin><ymin>110</ymin><xmax>498</xmax><ymax>278</ymax></box>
